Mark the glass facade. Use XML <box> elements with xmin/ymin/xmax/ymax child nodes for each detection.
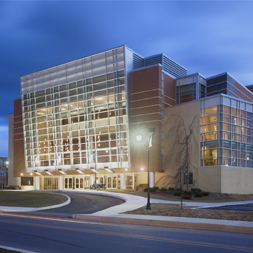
<box><xmin>21</xmin><ymin>47</ymin><xmax>130</xmax><ymax>172</ymax></box>
<box><xmin>206</xmin><ymin>73</ymin><xmax>236</xmax><ymax>97</ymax></box>
<box><xmin>201</xmin><ymin>97</ymin><xmax>253</xmax><ymax>168</ymax></box>
<box><xmin>176</xmin><ymin>74</ymin><xmax>206</xmax><ymax>104</ymax></box>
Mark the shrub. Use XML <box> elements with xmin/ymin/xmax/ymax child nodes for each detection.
<box><xmin>175</xmin><ymin>188</ymin><xmax>181</xmax><ymax>191</ymax></box>
<box><xmin>150</xmin><ymin>187</ymin><xmax>156</xmax><ymax>192</ymax></box>
<box><xmin>184</xmin><ymin>190</ymin><xmax>193</xmax><ymax>196</ymax></box>
<box><xmin>174</xmin><ymin>191</ymin><xmax>181</xmax><ymax>196</ymax></box>
<box><xmin>144</xmin><ymin>188</ymin><xmax>148</xmax><ymax>192</ymax></box>
<box><xmin>153</xmin><ymin>187</ymin><xmax>159</xmax><ymax>191</ymax></box>
<box><xmin>183</xmin><ymin>194</ymin><xmax>191</xmax><ymax>200</ymax></box>
<box><xmin>191</xmin><ymin>188</ymin><xmax>202</xmax><ymax>193</ymax></box>
<box><xmin>168</xmin><ymin>187</ymin><xmax>175</xmax><ymax>191</ymax></box>
<box><xmin>202</xmin><ymin>191</ymin><xmax>209</xmax><ymax>196</ymax></box>
<box><xmin>194</xmin><ymin>192</ymin><xmax>203</xmax><ymax>197</ymax></box>
<box><xmin>160</xmin><ymin>188</ymin><xmax>167</xmax><ymax>192</ymax></box>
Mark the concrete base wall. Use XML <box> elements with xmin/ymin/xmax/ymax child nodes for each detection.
<box><xmin>221</xmin><ymin>166</ymin><xmax>253</xmax><ymax>194</ymax></box>
<box><xmin>197</xmin><ymin>166</ymin><xmax>221</xmax><ymax>193</ymax></box>
<box><xmin>197</xmin><ymin>166</ymin><xmax>253</xmax><ymax>194</ymax></box>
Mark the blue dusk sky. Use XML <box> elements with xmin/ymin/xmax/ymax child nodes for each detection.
<box><xmin>0</xmin><ymin>1</ymin><xmax>253</xmax><ymax>158</ymax></box>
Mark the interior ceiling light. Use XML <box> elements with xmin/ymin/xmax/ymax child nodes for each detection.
<box><xmin>46</xmin><ymin>171</ymin><xmax>52</xmax><ymax>175</ymax></box>
<box><xmin>105</xmin><ymin>169</ymin><xmax>113</xmax><ymax>173</ymax></box>
<box><xmin>59</xmin><ymin>170</ymin><xmax>66</xmax><ymax>174</ymax></box>
<box><xmin>91</xmin><ymin>169</ymin><xmax>99</xmax><ymax>173</ymax></box>
<box><xmin>35</xmin><ymin>172</ymin><xmax>42</xmax><ymax>176</ymax></box>
<box><xmin>76</xmin><ymin>169</ymin><xmax>84</xmax><ymax>174</ymax></box>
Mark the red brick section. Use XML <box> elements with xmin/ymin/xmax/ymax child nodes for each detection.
<box><xmin>129</xmin><ymin>65</ymin><xmax>176</xmax><ymax>173</ymax></box>
<box><xmin>235</xmin><ymin>81</ymin><xmax>253</xmax><ymax>102</ymax></box>
<box><xmin>13</xmin><ymin>98</ymin><xmax>26</xmax><ymax>177</ymax></box>
<box><xmin>130</xmin><ymin>66</ymin><xmax>162</xmax><ymax>172</ymax></box>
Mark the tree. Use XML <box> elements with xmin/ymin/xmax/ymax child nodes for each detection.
<box><xmin>157</xmin><ymin>114</ymin><xmax>198</xmax><ymax>208</ymax></box>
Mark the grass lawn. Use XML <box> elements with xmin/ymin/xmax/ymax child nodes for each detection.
<box><xmin>0</xmin><ymin>191</ymin><xmax>67</xmax><ymax>207</ymax></box>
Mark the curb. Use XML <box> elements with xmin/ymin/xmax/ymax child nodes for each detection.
<box><xmin>0</xmin><ymin>245</ymin><xmax>37</xmax><ymax>253</ymax></box>
<box><xmin>37</xmin><ymin>193</ymin><xmax>71</xmax><ymax>211</ymax></box>
<box><xmin>72</xmin><ymin>214</ymin><xmax>253</xmax><ymax>235</ymax></box>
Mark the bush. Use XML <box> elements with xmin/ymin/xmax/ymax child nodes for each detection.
<box><xmin>160</xmin><ymin>188</ymin><xmax>167</xmax><ymax>192</ymax></box>
<box><xmin>143</xmin><ymin>187</ymin><xmax>157</xmax><ymax>192</ymax></box>
<box><xmin>168</xmin><ymin>187</ymin><xmax>175</xmax><ymax>191</ymax></box>
<box><xmin>202</xmin><ymin>191</ymin><xmax>209</xmax><ymax>196</ymax></box>
<box><xmin>153</xmin><ymin>187</ymin><xmax>159</xmax><ymax>191</ymax></box>
<box><xmin>150</xmin><ymin>187</ymin><xmax>156</xmax><ymax>192</ymax></box>
<box><xmin>183</xmin><ymin>194</ymin><xmax>191</xmax><ymax>200</ymax></box>
<box><xmin>194</xmin><ymin>192</ymin><xmax>203</xmax><ymax>197</ymax></box>
<box><xmin>174</xmin><ymin>191</ymin><xmax>181</xmax><ymax>196</ymax></box>
<box><xmin>175</xmin><ymin>188</ymin><xmax>181</xmax><ymax>191</ymax></box>
<box><xmin>184</xmin><ymin>190</ymin><xmax>193</xmax><ymax>196</ymax></box>
<box><xmin>191</xmin><ymin>188</ymin><xmax>202</xmax><ymax>193</ymax></box>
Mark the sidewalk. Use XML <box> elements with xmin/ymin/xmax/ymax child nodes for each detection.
<box><xmin>70</xmin><ymin>190</ymin><xmax>253</xmax><ymax>234</ymax></box>
<box><xmin>1</xmin><ymin>190</ymin><xmax>253</xmax><ymax>234</ymax></box>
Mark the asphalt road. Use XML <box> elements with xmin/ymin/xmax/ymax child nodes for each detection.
<box><xmin>206</xmin><ymin>204</ymin><xmax>253</xmax><ymax>211</ymax></box>
<box><xmin>25</xmin><ymin>192</ymin><xmax>124</xmax><ymax>218</ymax></box>
<box><xmin>0</xmin><ymin>213</ymin><xmax>252</xmax><ymax>253</ymax></box>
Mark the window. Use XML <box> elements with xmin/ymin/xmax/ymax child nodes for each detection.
<box><xmin>21</xmin><ymin>177</ymin><xmax>34</xmax><ymax>186</ymax></box>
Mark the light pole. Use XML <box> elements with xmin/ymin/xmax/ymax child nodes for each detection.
<box><xmin>136</xmin><ymin>123</ymin><xmax>156</xmax><ymax>210</ymax></box>
<box><xmin>93</xmin><ymin>150</ymin><xmax>96</xmax><ymax>185</ymax></box>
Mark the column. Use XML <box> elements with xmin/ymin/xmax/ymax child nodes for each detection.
<box><xmin>58</xmin><ymin>175</ymin><xmax>63</xmax><ymax>190</ymax></box>
<box><xmin>149</xmin><ymin>172</ymin><xmax>155</xmax><ymax>188</ymax></box>
<box><xmin>120</xmin><ymin>173</ymin><xmax>125</xmax><ymax>189</ymax></box>
<box><xmin>35</xmin><ymin>176</ymin><xmax>40</xmax><ymax>190</ymax></box>
<box><xmin>90</xmin><ymin>174</ymin><xmax>94</xmax><ymax>187</ymax></box>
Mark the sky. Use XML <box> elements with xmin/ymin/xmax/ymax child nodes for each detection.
<box><xmin>1</xmin><ymin>0</ymin><xmax>253</xmax><ymax>158</ymax></box>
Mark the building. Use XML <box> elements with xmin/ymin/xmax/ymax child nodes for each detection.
<box><xmin>8</xmin><ymin>45</ymin><xmax>253</xmax><ymax>194</ymax></box>
<box><xmin>0</xmin><ymin>157</ymin><xmax>8</xmax><ymax>189</ymax></box>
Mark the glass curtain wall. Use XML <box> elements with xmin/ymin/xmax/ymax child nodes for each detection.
<box><xmin>201</xmin><ymin>104</ymin><xmax>253</xmax><ymax>167</ymax></box>
<box><xmin>21</xmin><ymin>47</ymin><xmax>129</xmax><ymax>172</ymax></box>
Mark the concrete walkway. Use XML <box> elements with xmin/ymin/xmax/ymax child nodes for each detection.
<box><xmin>1</xmin><ymin>190</ymin><xmax>253</xmax><ymax>234</ymax></box>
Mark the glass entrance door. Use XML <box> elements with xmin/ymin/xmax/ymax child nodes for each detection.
<box><xmin>64</xmin><ymin>177</ymin><xmax>73</xmax><ymax>189</ymax></box>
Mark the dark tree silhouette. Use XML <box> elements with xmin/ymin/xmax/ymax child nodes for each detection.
<box><xmin>157</xmin><ymin>114</ymin><xmax>198</xmax><ymax>208</ymax></box>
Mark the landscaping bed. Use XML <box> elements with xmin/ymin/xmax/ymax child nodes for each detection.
<box><xmin>105</xmin><ymin>189</ymin><xmax>253</xmax><ymax>202</ymax></box>
<box><xmin>124</xmin><ymin>203</ymin><xmax>253</xmax><ymax>221</ymax></box>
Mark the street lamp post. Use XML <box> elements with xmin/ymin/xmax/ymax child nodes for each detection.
<box><xmin>136</xmin><ymin>123</ymin><xmax>156</xmax><ymax>210</ymax></box>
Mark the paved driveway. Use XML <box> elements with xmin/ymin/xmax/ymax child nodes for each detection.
<box><xmin>25</xmin><ymin>192</ymin><xmax>124</xmax><ymax>218</ymax></box>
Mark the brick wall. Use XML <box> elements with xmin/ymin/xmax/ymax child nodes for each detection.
<box><xmin>13</xmin><ymin>98</ymin><xmax>26</xmax><ymax>177</ymax></box>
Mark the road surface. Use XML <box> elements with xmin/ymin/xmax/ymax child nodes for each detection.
<box><xmin>25</xmin><ymin>192</ymin><xmax>124</xmax><ymax>217</ymax></box>
<box><xmin>0</xmin><ymin>213</ymin><xmax>252</xmax><ymax>253</ymax></box>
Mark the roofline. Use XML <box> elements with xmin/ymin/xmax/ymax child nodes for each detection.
<box><xmin>176</xmin><ymin>72</ymin><xmax>206</xmax><ymax>80</ymax></box>
<box><xmin>20</xmin><ymin>44</ymin><xmax>128</xmax><ymax>79</ymax></box>
<box><xmin>144</xmin><ymin>53</ymin><xmax>187</xmax><ymax>71</ymax></box>
<box><xmin>206</xmin><ymin>72</ymin><xmax>253</xmax><ymax>95</ymax></box>
<box><xmin>131</xmin><ymin>63</ymin><xmax>162</xmax><ymax>72</ymax></box>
